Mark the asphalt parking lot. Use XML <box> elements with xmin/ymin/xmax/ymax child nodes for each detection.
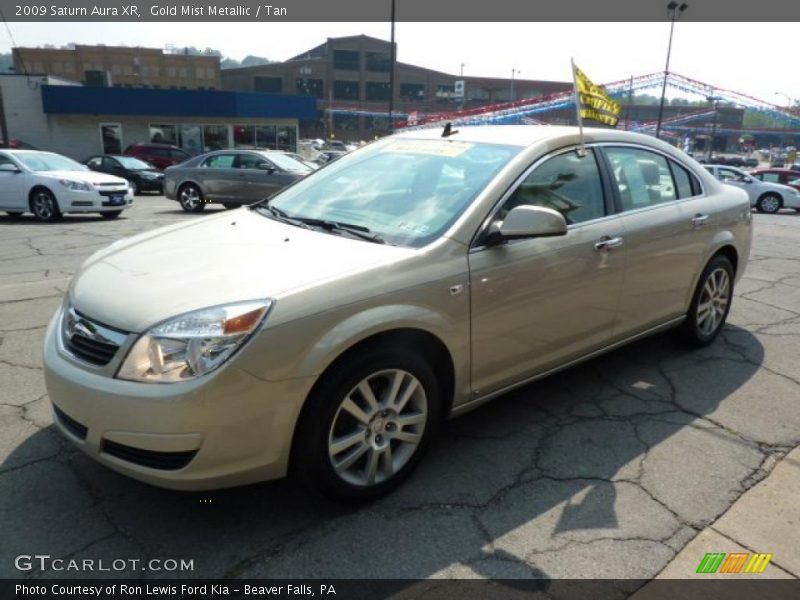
<box><xmin>1</xmin><ymin>197</ymin><xmax>799</xmax><ymax>582</ymax></box>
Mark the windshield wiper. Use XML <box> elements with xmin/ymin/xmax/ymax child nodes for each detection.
<box><xmin>252</xmin><ymin>204</ymin><xmax>312</xmax><ymax>230</ymax></box>
<box><xmin>292</xmin><ymin>217</ymin><xmax>387</xmax><ymax>245</ymax></box>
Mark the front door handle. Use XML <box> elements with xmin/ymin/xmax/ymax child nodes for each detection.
<box><xmin>691</xmin><ymin>213</ymin><xmax>709</xmax><ymax>227</ymax></box>
<box><xmin>594</xmin><ymin>236</ymin><xmax>624</xmax><ymax>251</ymax></box>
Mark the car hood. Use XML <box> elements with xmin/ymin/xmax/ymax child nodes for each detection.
<box><xmin>39</xmin><ymin>170</ymin><xmax>129</xmax><ymax>185</ymax></box>
<box><xmin>70</xmin><ymin>208</ymin><xmax>415</xmax><ymax>333</ymax></box>
<box><xmin>135</xmin><ymin>169</ymin><xmax>164</xmax><ymax>177</ymax></box>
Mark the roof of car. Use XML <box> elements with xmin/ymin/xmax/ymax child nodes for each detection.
<box><xmin>393</xmin><ymin>125</ymin><xmax>666</xmax><ymax>148</ymax></box>
<box><xmin>752</xmin><ymin>167</ymin><xmax>800</xmax><ymax>173</ymax></box>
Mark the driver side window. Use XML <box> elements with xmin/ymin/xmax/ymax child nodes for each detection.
<box><xmin>499</xmin><ymin>149</ymin><xmax>606</xmax><ymax>225</ymax></box>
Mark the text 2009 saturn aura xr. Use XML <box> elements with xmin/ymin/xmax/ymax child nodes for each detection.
<box><xmin>44</xmin><ymin>126</ymin><xmax>752</xmax><ymax>500</ymax></box>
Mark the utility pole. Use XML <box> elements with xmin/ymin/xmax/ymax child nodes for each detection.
<box><xmin>388</xmin><ymin>0</ymin><xmax>396</xmax><ymax>133</ymax></box>
<box><xmin>0</xmin><ymin>86</ymin><xmax>9</xmax><ymax>148</ymax></box>
<box><xmin>655</xmin><ymin>2</ymin><xmax>689</xmax><ymax>139</ymax></box>
<box><xmin>706</xmin><ymin>95</ymin><xmax>719</xmax><ymax>162</ymax></box>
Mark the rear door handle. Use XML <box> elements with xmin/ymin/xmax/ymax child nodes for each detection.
<box><xmin>594</xmin><ymin>236</ymin><xmax>624</xmax><ymax>251</ymax></box>
<box><xmin>691</xmin><ymin>213</ymin><xmax>709</xmax><ymax>227</ymax></box>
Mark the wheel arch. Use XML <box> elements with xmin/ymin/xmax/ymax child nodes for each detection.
<box><xmin>28</xmin><ymin>184</ymin><xmax>57</xmax><ymax>207</ymax></box>
<box><xmin>683</xmin><ymin>238</ymin><xmax>740</xmax><ymax>311</ymax></box>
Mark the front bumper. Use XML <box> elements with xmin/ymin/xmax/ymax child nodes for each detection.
<box><xmin>137</xmin><ymin>177</ymin><xmax>165</xmax><ymax>192</ymax></box>
<box><xmin>60</xmin><ymin>187</ymin><xmax>134</xmax><ymax>212</ymax></box>
<box><xmin>43</xmin><ymin>309</ymin><xmax>315</xmax><ymax>490</ymax></box>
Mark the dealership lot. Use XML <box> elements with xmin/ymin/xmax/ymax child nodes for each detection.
<box><xmin>1</xmin><ymin>198</ymin><xmax>799</xmax><ymax>580</ymax></box>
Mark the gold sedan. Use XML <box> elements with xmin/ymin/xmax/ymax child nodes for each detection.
<box><xmin>44</xmin><ymin>126</ymin><xmax>752</xmax><ymax>500</ymax></box>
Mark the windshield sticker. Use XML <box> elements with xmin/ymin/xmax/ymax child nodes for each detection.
<box><xmin>385</xmin><ymin>140</ymin><xmax>474</xmax><ymax>157</ymax></box>
<box><xmin>397</xmin><ymin>221</ymin><xmax>431</xmax><ymax>234</ymax></box>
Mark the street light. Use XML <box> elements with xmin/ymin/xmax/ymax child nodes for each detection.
<box><xmin>655</xmin><ymin>1</ymin><xmax>688</xmax><ymax>139</ymax></box>
<box><xmin>706</xmin><ymin>95</ymin><xmax>720</xmax><ymax>162</ymax></box>
<box><xmin>510</xmin><ymin>68</ymin><xmax>520</xmax><ymax>102</ymax></box>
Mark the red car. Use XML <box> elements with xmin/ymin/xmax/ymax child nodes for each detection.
<box><xmin>0</xmin><ymin>138</ymin><xmax>37</xmax><ymax>149</ymax></box>
<box><xmin>750</xmin><ymin>168</ymin><xmax>800</xmax><ymax>192</ymax></box>
<box><xmin>123</xmin><ymin>143</ymin><xmax>191</xmax><ymax>171</ymax></box>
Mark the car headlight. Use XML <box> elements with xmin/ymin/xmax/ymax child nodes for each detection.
<box><xmin>59</xmin><ymin>179</ymin><xmax>94</xmax><ymax>192</ymax></box>
<box><xmin>117</xmin><ymin>300</ymin><xmax>273</xmax><ymax>383</ymax></box>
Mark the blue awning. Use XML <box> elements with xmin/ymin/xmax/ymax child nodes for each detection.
<box><xmin>41</xmin><ymin>85</ymin><xmax>317</xmax><ymax>119</ymax></box>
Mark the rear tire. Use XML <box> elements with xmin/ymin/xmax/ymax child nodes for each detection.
<box><xmin>29</xmin><ymin>189</ymin><xmax>62</xmax><ymax>222</ymax></box>
<box><xmin>223</xmin><ymin>203</ymin><xmax>238</xmax><ymax>210</ymax></box>
<box><xmin>292</xmin><ymin>347</ymin><xmax>441</xmax><ymax>502</ymax></box>
<box><xmin>756</xmin><ymin>193</ymin><xmax>782</xmax><ymax>214</ymax></box>
<box><xmin>680</xmin><ymin>254</ymin><xmax>734</xmax><ymax>347</ymax></box>
<box><xmin>178</xmin><ymin>184</ymin><xmax>205</xmax><ymax>213</ymax></box>
<box><xmin>100</xmin><ymin>211</ymin><xmax>122</xmax><ymax>219</ymax></box>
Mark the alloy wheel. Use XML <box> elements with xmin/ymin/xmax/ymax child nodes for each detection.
<box><xmin>696</xmin><ymin>267</ymin><xmax>731</xmax><ymax>336</ymax></box>
<box><xmin>32</xmin><ymin>192</ymin><xmax>55</xmax><ymax>220</ymax></box>
<box><xmin>179</xmin><ymin>186</ymin><xmax>201</xmax><ymax>210</ymax></box>
<box><xmin>327</xmin><ymin>369</ymin><xmax>428</xmax><ymax>487</ymax></box>
<box><xmin>760</xmin><ymin>195</ymin><xmax>780</xmax><ymax>214</ymax></box>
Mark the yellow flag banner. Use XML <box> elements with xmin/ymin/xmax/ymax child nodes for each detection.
<box><xmin>574</xmin><ymin>65</ymin><xmax>622</xmax><ymax>127</ymax></box>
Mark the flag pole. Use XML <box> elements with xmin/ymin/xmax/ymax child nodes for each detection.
<box><xmin>571</xmin><ymin>58</ymin><xmax>586</xmax><ymax>157</ymax></box>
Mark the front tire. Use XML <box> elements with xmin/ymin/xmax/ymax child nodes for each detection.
<box><xmin>756</xmin><ymin>193</ymin><xmax>782</xmax><ymax>214</ymax></box>
<box><xmin>681</xmin><ymin>254</ymin><xmax>734</xmax><ymax>347</ymax></box>
<box><xmin>292</xmin><ymin>348</ymin><xmax>441</xmax><ymax>502</ymax></box>
<box><xmin>29</xmin><ymin>189</ymin><xmax>62</xmax><ymax>222</ymax></box>
<box><xmin>178</xmin><ymin>184</ymin><xmax>205</xmax><ymax>213</ymax></box>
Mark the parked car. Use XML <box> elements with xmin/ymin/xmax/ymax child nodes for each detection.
<box><xmin>84</xmin><ymin>155</ymin><xmax>165</xmax><ymax>195</ymax></box>
<box><xmin>704</xmin><ymin>164</ymin><xmax>800</xmax><ymax>213</ymax></box>
<box><xmin>0</xmin><ymin>150</ymin><xmax>133</xmax><ymax>221</ymax></box>
<box><xmin>44</xmin><ymin>126</ymin><xmax>751</xmax><ymax>500</ymax></box>
<box><xmin>0</xmin><ymin>138</ymin><xmax>37</xmax><ymax>150</ymax></box>
<box><xmin>124</xmin><ymin>143</ymin><xmax>191</xmax><ymax>171</ymax></box>
<box><xmin>749</xmin><ymin>168</ymin><xmax>800</xmax><ymax>192</ymax></box>
<box><xmin>164</xmin><ymin>149</ymin><xmax>312</xmax><ymax>212</ymax></box>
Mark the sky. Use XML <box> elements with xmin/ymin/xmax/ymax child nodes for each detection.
<box><xmin>1</xmin><ymin>22</ymin><xmax>797</xmax><ymax>105</ymax></box>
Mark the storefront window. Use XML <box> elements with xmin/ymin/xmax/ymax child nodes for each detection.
<box><xmin>178</xmin><ymin>124</ymin><xmax>203</xmax><ymax>156</ymax></box>
<box><xmin>234</xmin><ymin>125</ymin><xmax>256</xmax><ymax>148</ymax></box>
<box><xmin>256</xmin><ymin>125</ymin><xmax>277</xmax><ymax>149</ymax></box>
<box><xmin>203</xmin><ymin>125</ymin><xmax>229</xmax><ymax>152</ymax></box>
<box><xmin>100</xmin><ymin>123</ymin><xmax>122</xmax><ymax>154</ymax></box>
<box><xmin>149</xmin><ymin>124</ymin><xmax>177</xmax><ymax>145</ymax></box>
<box><xmin>276</xmin><ymin>126</ymin><xmax>297</xmax><ymax>151</ymax></box>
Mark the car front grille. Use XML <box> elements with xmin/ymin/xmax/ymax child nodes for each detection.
<box><xmin>98</xmin><ymin>190</ymin><xmax>128</xmax><ymax>197</ymax></box>
<box><xmin>53</xmin><ymin>405</ymin><xmax>88</xmax><ymax>440</ymax></box>
<box><xmin>101</xmin><ymin>439</ymin><xmax>198</xmax><ymax>471</ymax></box>
<box><xmin>62</xmin><ymin>306</ymin><xmax>128</xmax><ymax>367</ymax></box>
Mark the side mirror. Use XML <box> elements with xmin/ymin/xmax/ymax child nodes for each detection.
<box><xmin>738</xmin><ymin>176</ymin><xmax>753</xmax><ymax>184</ymax></box>
<box><xmin>258</xmin><ymin>164</ymin><xmax>276</xmax><ymax>174</ymax></box>
<box><xmin>486</xmin><ymin>205</ymin><xmax>568</xmax><ymax>246</ymax></box>
<box><xmin>0</xmin><ymin>163</ymin><xmax>20</xmax><ymax>173</ymax></box>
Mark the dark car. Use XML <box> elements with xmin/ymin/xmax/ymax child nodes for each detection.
<box><xmin>123</xmin><ymin>143</ymin><xmax>192</xmax><ymax>171</ymax></box>
<box><xmin>0</xmin><ymin>138</ymin><xmax>37</xmax><ymax>150</ymax></box>
<box><xmin>750</xmin><ymin>167</ymin><xmax>800</xmax><ymax>192</ymax></box>
<box><xmin>163</xmin><ymin>149</ymin><xmax>313</xmax><ymax>212</ymax></box>
<box><xmin>84</xmin><ymin>155</ymin><xmax>165</xmax><ymax>195</ymax></box>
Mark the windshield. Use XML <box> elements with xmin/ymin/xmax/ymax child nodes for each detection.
<box><xmin>268</xmin><ymin>138</ymin><xmax>520</xmax><ymax>248</ymax></box>
<box><xmin>263</xmin><ymin>152</ymin><xmax>312</xmax><ymax>172</ymax></box>
<box><xmin>116</xmin><ymin>156</ymin><xmax>153</xmax><ymax>170</ymax></box>
<box><xmin>16</xmin><ymin>152</ymin><xmax>87</xmax><ymax>172</ymax></box>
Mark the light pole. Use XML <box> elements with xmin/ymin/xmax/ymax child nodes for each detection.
<box><xmin>510</xmin><ymin>68</ymin><xmax>520</xmax><ymax>102</ymax></box>
<box><xmin>655</xmin><ymin>1</ymin><xmax>688</xmax><ymax>139</ymax></box>
<box><xmin>388</xmin><ymin>0</ymin><xmax>396</xmax><ymax>133</ymax></box>
<box><xmin>706</xmin><ymin>95</ymin><xmax>720</xmax><ymax>162</ymax></box>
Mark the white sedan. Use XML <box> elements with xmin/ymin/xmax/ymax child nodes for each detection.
<box><xmin>703</xmin><ymin>164</ymin><xmax>800</xmax><ymax>213</ymax></box>
<box><xmin>0</xmin><ymin>150</ymin><xmax>133</xmax><ymax>222</ymax></box>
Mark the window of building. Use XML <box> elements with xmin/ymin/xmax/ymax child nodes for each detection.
<box><xmin>206</xmin><ymin>68</ymin><xmax>215</xmax><ymax>80</ymax></box>
<box><xmin>365</xmin><ymin>52</ymin><xmax>391</xmax><ymax>72</ymax></box>
<box><xmin>365</xmin><ymin>81</ymin><xmax>391</xmax><ymax>102</ymax></box>
<box><xmin>333</xmin><ymin>114</ymin><xmax>359</xmax><ymax>134</ymax></box>
<box><xmin>276</xmin><ymin>126</ymin><xmax>297</xmax><ymax>151</ymax></box>
<box><xmin>500</xmin><ymin>150</ymin><xmax>606</xmax><ymax>225</ymax></box>
<box><xmin>203</xmin><ymin>125</ymin><xmax>229</xmax><ymax>151</ymax></box>
<box><xmin>435</xmin><ymin>84</ymin><xmax>456</xmax><ymax>103</ymax></box>
<box><xmin>295</xmin><ymin>78</ymin><xmax>323</xmax><ymax>98</ymax></box>
<box><xmin>179</xmin><ymin>67</ymin><xmax>188</xmax><ymax>78</ymax></box>
<box><xmin>234</xmin><ymin>125</ymin><xmax>256</xmax><ymax>148</ymax></box>
<box><xmin>605</xmin><ymin>147</ymin><xmax>677</xmax><ymax>211</ymax></box>
<box><xmin>333</xmin><ymin>80</ymin><xmax>359</xmax><ymax>101</ymax></box>
<box><xmin>255</xmin><ymin>125</ymin><xmax>277</xmax><ymax>149</ymax></box>
<box><xmin>99</xmin><ymin>123</ymin><xmax>122</xmax><ymax>154</ymax></box>
<box><xmin>178</xmin><ymin>124</ymin><xmax>203</xmax><ymax>156</ymax></box>
<box><xmin>254</xmin><ymin>76</ymin><xmax>283</xmax><ymax>93</ymax></box>
<box><xmin>196</xmin><ymin>67</ymin><xmax>205</xmax><ymax>79</ymax></box>
<box><xmin>400</xmin><ymin>83</ymin><xmax>425</xmax><ymax>102</ymax></box>
<box><xmin>467</xmin><ymin>87</ymin><xmax>489</xmax><ymax>101</ymax></box>
<box><xmin>333</xmin><ymin>49</ymin><xmax>360</xmax><ymax>71</ymax></box>
<box><xmin>149</xmin><ymin>124</ymin><xmax>177</xmax><ymax>145</ymax></box>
